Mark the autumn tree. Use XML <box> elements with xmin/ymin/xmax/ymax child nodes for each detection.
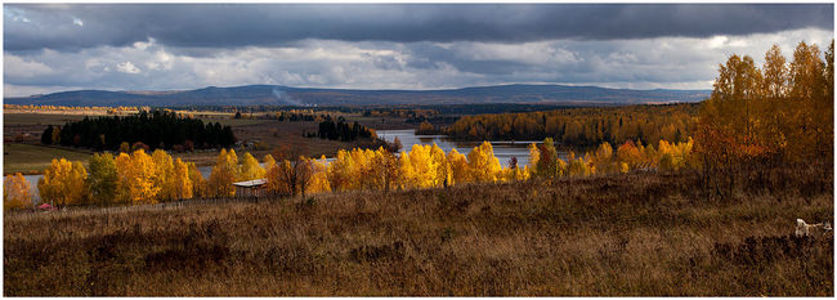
<box><xmin>531</xmin><ymin>138</ymin><xmax>565</xmax><ymax>179</ymax></box>
<box><xmin>87</xmin><ymin>153</ymin><xmax>119</xmax><ymax>206</ymax></box>
<box><xmin>372</xmin><ymin>149</ymin><xmax>401</xmax><ymax>192</ymax></box>
<box><xmin>446</xmin><ymin>148</ymin><xmax>470</xmax><ymax>186</ymax></box>
<box><xmin>208</xmin><ymin>149</ymin><xmax>239</xmax><ymax>198</ymax></box>
<box><xmin>326</xmin><ymin>149</ymin><xmax>353</xmax><ymax>192</ymax></box>
<box><xmin>152</xmin><ymin>149</ymin><xmax>176</xmax><ymax>201</ymax></box>
<box><xmin>172</xmin><ymin>158</ymin><xmax>193</xmax><ymax>200</ymax></box>
<box><xmin>567</xmin><ymin>152</ymin><xmax>592</xmax><ymax>177</ymax></box>
<box><xmin>695</xmin><ymin>54</ymin><xmax>763</xmax><ymax>195</ymax></box>
<box><xmin>401</xmin><ymin>144</ymin><xmax>438</xmax><ymax>188</ymax></box>
<box><xmin>239</xmin><ymin>152</ymin><xmax>266</xmax><ymax>180</ymax></box>
<box><xmin>270</xmin><ymin>157</ymin><xmax>315</xmax><ymax>197</ymax></box>
<box><xmin>591</xmin><ymin>142</ymin><xmax>617</xmax><ymax>174</ymax></box>
<box><xmin>38</xmin><ymin>158</ymin><xmax>88</xmax><ymax>207</ymax></box>
<box><xmin>468</xmin><ymin>141</ymin><xmax>502</xmax><ymax>183</ymax></box>
<box><xmin>268</xmin><ymin>147</ymin><xmax>315</xmax><ymax>197</ymax></box>
<box><xmin>4</xmin><ymin>173</ymin><xmax>32</xmax><ymax>210</ymax></box>
<box><xmin>262</xmin><ymin>154</ymin><xmax>276</xmax><ymax>174</ymax></box>
<box><xmin>187</xmin><ymin>162</ymin><xmax>207</xmax><ymax>198</ymax></box>
<box><xmin>114</xmin><ymin>152</ymin><xmax>132</xmax><ymax>203</ymax></box>
<box><xmin>430</xmin><ymin>144</ymin><xmax>450</xmax><ymax>187</ymax></box>
<box><xmin>308</xmin><ymin>156</ymin><xmax>331</xmax><ymax>194</ymax></box>
<box><xmin>616</xmin><ymin>140</ymin><xmax>643</xmax><ymax>170</ymax></box>
<box><xmin>503</xmin><ymin>157</ymin><xmax>530</xmax><ymax>182</ymax></box>
<box><xmin>124</xmin><ymin>149</ymin><xmax>160</xmax><ymax>204</ymax></box>
<box><xmin>787</xmin><ymin>41</ymin><xmax>832</xmax><ymax>160</ymax></box>
<box><xmin>695</xmin><ymin>41</ymin><xmax>833</xmax><ymax>196</ymax></box>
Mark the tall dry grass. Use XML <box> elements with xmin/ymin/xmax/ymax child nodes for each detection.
<box><xmin>4</xmin><ymin>165</ymin><xmax>833</xmax><ymax>296</ymax></box>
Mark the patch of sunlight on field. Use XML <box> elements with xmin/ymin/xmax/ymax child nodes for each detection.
<box><xmin>3</xmin><ymin>143</ymin><xmax>92</xmax><ymax>174</ymax></box>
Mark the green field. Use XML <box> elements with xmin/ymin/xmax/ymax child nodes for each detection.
<box><xmin>3</xmin><ymin>143</ymin><xmax>92</xmax><ymax>175</ymax></box>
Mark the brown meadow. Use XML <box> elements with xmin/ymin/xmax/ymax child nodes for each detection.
<box><xmin>3</xmin><ymin>164</ymin><xmax>833</xmax><ymax>296</ymax></box>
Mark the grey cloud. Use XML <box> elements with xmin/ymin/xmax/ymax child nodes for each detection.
<box><xmin>4</xmin><ymin>17</ymin><xmax>833</xmax><ymax>98</ymax></box>
<box><xmin>4</xmin><ymin>4</ymin><xmax>833</xmax><ymax>51</ymax></box>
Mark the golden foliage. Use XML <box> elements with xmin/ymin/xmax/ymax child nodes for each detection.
<box><xmin>239</xmin><ymin>152</ymin><xmax>266</xmax><ymax>181</ymax></box>
<box><xmin>38</xmin><ymin>158</ymin><xmax>87</xmax><ymax>207</ymax></box>
<box><xmin>467</xmin><ymin>142</ymin><xmax>503</xmax><ymax>183</ymax></box>
<box><xmin>696</xmin><ymin>41</ymin><xmax>834</xmax><ymax>168</ymax></box>
<box><xmin>172</xmin><ymin>158</ymin><xmax>193</xmax><ymax>200</ymax></box>
<box><xmin>208</xmin><ymin>149</ymin><xmax>239</xmax><ymax>197</ymax></box>
<box><xmin>4</xmin><ymin>173</ymin><xmax>32</xmax><ymax>210</ymax></box>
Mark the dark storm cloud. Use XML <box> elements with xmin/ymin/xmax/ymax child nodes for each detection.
<box><xmin>4</xmin><ymin>4</ymin><xmax>833</xmax><ymax>51</ymax></box>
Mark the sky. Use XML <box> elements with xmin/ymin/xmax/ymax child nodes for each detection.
<box><xmin>3</xmin><ymin>3</ymin><xmax>834</xmax><ymax>97</ymax></box>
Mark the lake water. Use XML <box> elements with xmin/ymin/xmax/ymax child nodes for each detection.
<box><xmin>21</xmin><ymin>129</ymin><xmax>542</xmax><ymax>202</ymax></box>
<box><xmin>376</xmin><ymin>129</ymin><xmax>540</xmax><ymax>168</ymax></box>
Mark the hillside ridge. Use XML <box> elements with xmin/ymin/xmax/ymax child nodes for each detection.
<box><xmin>5</xmin><ymin>83</ymin><xmax>711</xmax><ymax>106</ymax></box>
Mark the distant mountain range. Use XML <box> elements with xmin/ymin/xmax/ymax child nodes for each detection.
<box><xmin>4</xmin><ymin>84</ymin><xmax>711</xmax><ymax>107</ymax></box>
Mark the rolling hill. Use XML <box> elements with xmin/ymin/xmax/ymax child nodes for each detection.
<box><xmin>4</xmin><ymin>84</ymin><xmax>711</xmax><ymax>107</ymax></box>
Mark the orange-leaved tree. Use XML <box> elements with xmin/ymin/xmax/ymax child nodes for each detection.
<box><xmin>4</xmin><ymin>173</ymin><xmax>32</xmax><ymax>210</ymax></box>
<box><xmin>208</xmin><ymin>149</ymin><xmax>239</xmax><ymax>197</ymax></box>
<box><xmin>467</xmin><ymin>141</ymin><xmax>502</xmax><ymax>183</ymax></box>
<box><xmin>38</xmin><ymin>158</ymin><xmax>88</xmax><ymax>207</ymax></box>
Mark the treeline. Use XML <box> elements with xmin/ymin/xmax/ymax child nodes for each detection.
<box><xmin>42</xmin><ymin>110</ymin><xmax>236</xmax><ymax>151</ymax></box>
<box><xmin>359</xmin><ymin>104</ymin><xmax>580</xmax><ymax>119</ymax></box>
<box><xmin>4</xmin><ymin>150</ymin><xmax>203</xmax><ymax>208</ymax></box>
<box><xmin>376</xmin><ymin>103</ymin><xmax>575</xmax><ymax>115</ymax></box>
<box><xmin>362</xmin><ymin>108</ymin><xmax>439</xmax><ymax>124</ymax></box>
<box><xmin>415</xmin><ymin>121</ymin><xmax>443</xmax><ymax>135</ymax></box>
<box><xmin>5</xmin><ymin>104</ymin><xmax>144</xmax><ymax>114</ymax></box>
<box><xmin>529</xmin><ymin>138</ymin><xmax>695</xmax><ymax>179</ymax></box>
<box><xmin>273</xmin><ymin>111</ymin><xmax>323</xmax><ymax>122</ymax></box>
<box><xmin>696</xmin><ymin>41</ymin><xmax>833</xmax><ymax>196</ymax></box>
<box><xmin>14</xmin><ymin>149</ymin><xmax>261</xmax><ymax>207</ymax></box>
<box><xmin>362</xmin><ymin>107</ymin><xmax>458</xmax><ymax>125</ymax></box>
<box><xmin>313</xmin><ymin>117</ymin><xmax>376</xmax><ymax>142</ymax></box>
<box><xmin>164</xmin><ymin>105</ymin><xmax>320</xmax><ymax>113</ymax></box>
<box><xmin>6</xmin><ymin>136</ymin><xmax>696</xmax><ymax>209</ymax></box>
<box><xmin>444</xmin><ymin>103</ymin><xmax>698</xmax><ymax>147</ymax></box>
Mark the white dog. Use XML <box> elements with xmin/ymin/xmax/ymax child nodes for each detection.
<box><xmin>795</xmin><ymin>219</ymin><xmax>832</xmax><ymax>237</ymax></box>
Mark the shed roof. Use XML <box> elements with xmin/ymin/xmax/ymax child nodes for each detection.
<box><xmin>233</xmin><ymin>178</ymin><xmax>267</xmax><ymax>188</ymax></box>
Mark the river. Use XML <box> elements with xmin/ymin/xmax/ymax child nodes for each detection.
<box><xmin>22</xmin><ymin>129</ymin><xmax>543</xmax><ymax>202</ymax></box>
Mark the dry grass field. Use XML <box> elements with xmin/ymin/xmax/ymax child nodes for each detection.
<box><xmin>4</xmin><ymin>165</ymin><xmax>832</xmax><ymax>296</ymax></box>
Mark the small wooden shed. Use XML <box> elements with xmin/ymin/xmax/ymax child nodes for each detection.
<box><xmin>233</xmin><ymin>178</ymin><xmax>268</xmax><ymax>198</ymax></box>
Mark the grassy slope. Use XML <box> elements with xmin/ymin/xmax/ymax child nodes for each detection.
<box><xmin>3</xmin><ymin>143</ymin><xmax>93</xmax><ymax>174</ymax></box>
<box><xmin>3</xmin><ymin>167</ymin><xmax>832</xmax><ymax>296</ymax></box>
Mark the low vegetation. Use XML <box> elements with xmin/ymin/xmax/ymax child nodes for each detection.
<box><xmin>4</xmin><ymin>165</ymin><xmax>832</xmax><ymax>296</ymax></box>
